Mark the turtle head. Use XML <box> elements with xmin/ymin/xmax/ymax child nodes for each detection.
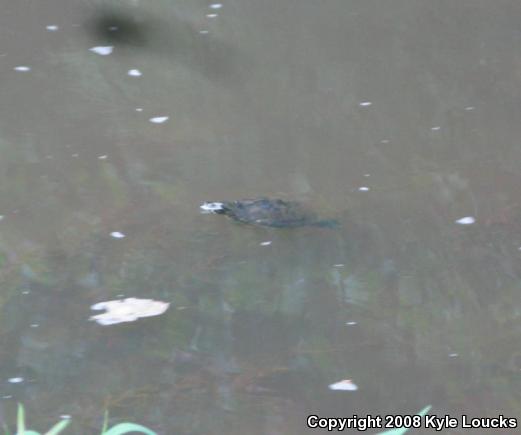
<box><xmin>200</xmin><ymin>202</ymin><xmax>226</xmax><ymax>214</ymax></box>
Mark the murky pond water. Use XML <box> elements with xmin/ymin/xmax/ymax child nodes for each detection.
<box><xmin>0</xmin><ymin>0</ymin><xmax>521</xmax><ymax>433</ymax></box>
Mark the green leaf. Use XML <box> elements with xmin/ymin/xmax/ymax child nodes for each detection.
<box><xmin>16</xmin><ymin>403</ymin><xmax>41</xmax><ymax>435</ymax></box>
<box><xmin>102</xmin><ymin>423</ymin><xmax>156</xmax><ymax>435</ymax></box>
<box><xmin>377</xmin><ymin>405</ymin><xmax>432</xmax><ymax>435</ymax></box>
<box><xmin>101</xmin><ymin>410</ymin><xmax>108</xmax><ymax>434</ymax></box>
<box><xmin>16</xmin><ymin>404</ymin><xmax>26</xmax><ymax>434</ymax></box>
<box><xmin>44</xmin><ymin>419</ymin><xmax>70</xmax><ymax>435</ymax></box>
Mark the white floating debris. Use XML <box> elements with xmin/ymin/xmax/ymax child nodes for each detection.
<box><xmin>46</xmin><ymin>25</ymin><xmax>59</xmax><ymax>31</ymax></box>
<box><xmin>199</xmin><ymin>30</ymin><xmax>209</xmax><ymax>34</ymax></box>
<box><xmin>464</xmin><ymin>106</ymin><xmax>475</xmax><ymax>111</ymax></box>
<box><xmin>210</xmin><ymin>3</ymin><xmax>223</xmax><ymax>9</ymax></box>
<box><xmin>380</xmin><ymin>139</ymin><xmax>390</xmax><ymax>144</ymax></box>
<box><xmin>22</xmin><ymin>290</ymin><xmax>30</xmax><ymax>295</ymax></box>
<box><xmin>0</xmin><ymin>215</ymin><xmax>4</xmax><ymax>221</ymax></box>
<box><xmin>449</xmin><ymin>353</ymin><xmax>459</xmax><ymax>358</ymax></box>
<box><xmin>60</xmin><ymin>415</ymin><xmax>72</xmax><ymax>420</ymax></box>
<box><xmin>260</xmin><ymin>241</ymin><xmax>272</xmax><ymax>246</ymax></box>
<box><xmin>358</xmin><ymin>186</ymin><xmax>370</xmax><ymax>191</ymax></box>
<box><xmin>2</xmin><ymin>395</ymin><xmax>12</xmax><ymax>399</ymax></box>
<box><xmin>328</xmin><ymin>379</ymin><xmax>358</xmax><ymax>391</ymax></box>
<box><xmin>206</xmin><ymin>13</ymin><xmax>218</xmax><ymax>18</ymax></box>
<box><xmin>110</xmin><ymin>231</ymin><xmax>126</xmax><ymax>239</ymax></box>
<box><xmin>455</xmin><ymin>216</ymin><xmax>475</xmax><ymax>225</ymax></box>
<box><xmin>135</xmin><ymin>107</ymin><xmax>143</xmax><ymax>112</ymax></box>
<box><xmin>149</xmin><ymin>116</ymin><xmax>169</xmax><ymax>124</ymax></box>
<box><xmin>431</xmin><ymin>126</ymin><xmax>441</xmax><ymax>131</ymax></box>
<box><xmin>14</xmin><ymin>66</ymin><xmax>31</xmax><ymax>72</ymax></box>
<box><xmin>7</xmin><ymin>377</ymin><xmax>24</xmax><ymax>384</ymax></box>
<box><xmin>359</xmin><ymin>101</ymin><xmax>372</xmax><ymax>107</ymax></box>
<box><xmin>30</xmin><ymin>324</ymin><xmax>39</xmax><ymax>328</ymax></box>
<box><xmin>363</xmin><ymin>174</ymin><xmax>370</xmax><ymax>177</ymax></box>
<box><xmin>346</xmin><ymin>321</ymin><xmax>357</xmax><ymax>326</ymax></box>
<box><xmin>89</xmin><ymin>46</ymin><xmax>114</xmax><ymax>56</ymax></box>
<box><xmin>90</xmin><ymin>297</ymin><xmax>170</xmax><ymax>325</ymax></box>
<box><xmin>127</xmin><ymin>69</ymin><xmax>142</xmax><ymax>77</ymax></box>
<box><xmin>98</xmin><ymin>155</ymin><xmax>108</xmax><ymax>160</ymax></box>
<box><xmin>333</xmin><ymin>264</ymin><xmax>344</xmax><ymax>268</ymax></box>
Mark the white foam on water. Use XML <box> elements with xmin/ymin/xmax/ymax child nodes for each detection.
<box><xmin>260</xmin><ymin>241</ymin><xmax>272</xmax><ymax>246</ymax></box>
<box><xmin>89</xmin><ymin>46</ymin><xmax>114</xmax><ymax>56</ymax></box>
<box><xmin>329</xmin><ymin>379</ymin><xmax>358</xmax><ymax>391</ymax></box>
<box><xmin>98</xmin><ymin>155</ymin><xmax>108</xmax><ymax>160</ymax></box>
<box><xmin>8</xmin><ymin>377</ymin><xmax>24</xmax><ymax>384</ymax></box>
<box><xmin>206</xmin><ymin>13</ymin><xmax>218</xmax><ymax>18</ymax></box>
<box><xmin>358</xmin><ymin>186</ymin><xmax>370</xmax><ymax>191</ymax></box>
<box><xmin>431</xmin><ymin>126</ymin><xmax>441</xmax><ymax>131</ymax></box>
<box><xmin>14</xmin><ymin>66</ymin><xmax>31</xmax><ymax>72</ymax></box>
<box><xmin>127</xmin><ymin>69</ymin><xmax>142</xmax><ymax>77</ymax></box>
<box><xmin>455</xmin><ymin>216</ymin><xmax>475</xmax><ymax>225</ymax></box>
<box><xmin>359</xmin><ymin>101</ymin><xmax>372</xmax><ymax>106</ymax></box>
<box><xmin>210</xmin><ymin>3</ymin><xmax>223</xmax><ymax>9</ymax></box>
<box><xmin>110</xmin><ymin>231</ymin><xmax>126</xmax><ymax>239</ymax></box>
<box><xmin>149</xmin><ymin>116</ymin><xmax>169</xmax><ymax>124</ymax></box>
<box><xmin>46</xmin><ymin>25</ymin><xmax>59</xmax><ymax>31</ymax></box>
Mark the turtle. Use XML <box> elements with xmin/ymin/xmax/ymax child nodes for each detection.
<box><xmin>200</xmin><ymin>198</ymin><xmax>338</xmax><ymax>228</ymax></box>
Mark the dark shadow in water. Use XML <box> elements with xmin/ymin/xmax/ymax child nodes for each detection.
<box><xmin>88</xmin><ymin>9</ymin><xmax>151</xmax><ymax>48</ymax></box>
<box><xmin>86</xmin><ymin>6</ymin><xmax>250</xmax><ymax>86</ymax></box>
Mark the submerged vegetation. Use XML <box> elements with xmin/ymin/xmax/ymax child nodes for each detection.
<box><xmin>5</xmin><ymin>404</ymin><xmax>156</xmax><ymax>435</ymax></box>
<box><xmin>377</xmin><ymin>406</ymin><xmax>432</xmax><ymax>435</ymax></box>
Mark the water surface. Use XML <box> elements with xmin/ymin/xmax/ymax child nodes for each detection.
<box><xmin>0</xmin><ymin>0</ymin><xmax>520</xmax><ymax>433</ymax></box>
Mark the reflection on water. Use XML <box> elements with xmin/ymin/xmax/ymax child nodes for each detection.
<box><xmin>0</xmin><ymin>0</ymin><xmax>521</xmax><ymax>433</ymax></box>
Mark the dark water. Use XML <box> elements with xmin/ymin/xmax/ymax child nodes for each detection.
<box><xmin>0</xmin><ymin>0</ymin><xmax>520</xmax><ymax>433</ymax></box>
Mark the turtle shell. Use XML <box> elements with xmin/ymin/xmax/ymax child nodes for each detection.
<box><xmin>220</xmin><ymin>198</ymin><xmax>334</xmax><ymax>228</ymax></box>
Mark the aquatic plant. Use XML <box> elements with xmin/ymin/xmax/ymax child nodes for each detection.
<box><xmin>377</xmin><ymin>405</ymin><xmax>432</xmax><ymax>435</ymax></box>
<box><xmin>4</xmin><ymin>404</ymin><xmax>156</xmax><ymax>435</ymax></box>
